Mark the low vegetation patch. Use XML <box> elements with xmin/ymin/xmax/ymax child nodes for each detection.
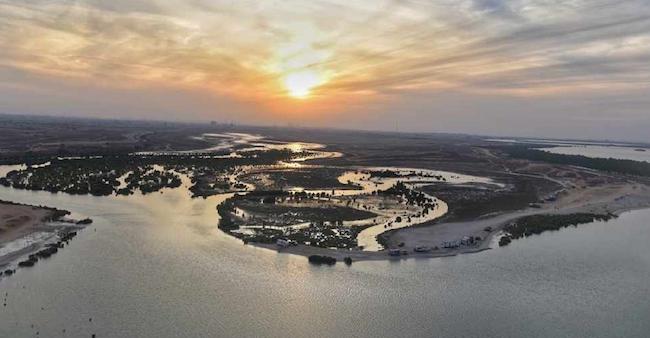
<box><xmin>503</xmin><ymin>145</ymin><xmax>650</xmax><ymax>177</ymax></box>
<box><xmin>500</xmin><ymin>213</ymin><xmax>616</xmax><ymax>246</ymax></box>
<box><xmin>1</xmin><ymin>150</ymin><xmax>297</xmax><ymax>197</ymax></box>
<box><xmin>264</xmin><ymin>168</ymin><xmax>360</xmax><ymax>190</ymax></box>
<box><xmin>422</xmin><ymin>177</ymin><xmax>555</xmax><ymax>221</ymax></box>
<box><xmin>308</xmin><ymin>255</ymin><xmax>337</xmax><ymax>265</ymax></box>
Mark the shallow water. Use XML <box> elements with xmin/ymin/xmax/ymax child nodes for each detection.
<box><xmin>487</xmin><ymin>137</ymin><xmax>650</xmax><ymax>163</ymax></box>
<box><xmin>541</xmin><ymin>145</ymin><xmax>650</xmax><ymax>163</ymax></box>
<box><xmin>1</xmin><ymin>175</ymin><xmax>650</xmax><ymax>337</ymax></box>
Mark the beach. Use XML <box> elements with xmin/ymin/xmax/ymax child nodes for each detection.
<box><xmin>0</xmin><ymin>201</ymin><xmax>76</xmax><ymax>269</ymax></box>
<box><xmin>0</xmin><ymin>201</ymin><xmax>58</xmax><ymax>245</ymax></box>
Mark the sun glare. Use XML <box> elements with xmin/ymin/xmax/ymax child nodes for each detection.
<box><xmin>264</xmin><ymin>22</ymin><xmax>332</xmax><ymax>100</ymax></box>
<box><xmin>284</xmin><ymin>70</ymin><xmax>321</xmax><ymax>99</ymax></box>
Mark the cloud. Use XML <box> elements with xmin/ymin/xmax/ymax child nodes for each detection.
<box><xmin>0</xmin><ymin>0</ymin><xmax>649</xmax><ymax>140</ymax></box>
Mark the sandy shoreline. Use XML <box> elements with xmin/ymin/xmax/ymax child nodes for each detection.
<box><xmin>0</xmin><ymin>200</ymin><xmax>79</xmax><ymax>269</ymax></box>
<box><xmin>0</xmin><ymin>201</ymin><xmax>60</xmax><ymax>244</ymax></box>
<box><xmin>248</xmin><ymin>182</ymin><xmax>650</xmax><ymax>262</ymax></box>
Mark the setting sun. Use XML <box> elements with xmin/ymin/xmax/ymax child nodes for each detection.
<box><xmin>283</xmin><ymin>70</ymin><xmax>322</xmax><ymax>99</ymax></box>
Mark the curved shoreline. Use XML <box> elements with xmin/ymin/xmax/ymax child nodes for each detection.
<box><xmin>245</xmin><ymin>183</ymin><xmax>650</xmax><ymax>262</ymax></box>
<box><xmin>3</xmin><ymin>132</ymin><xmax>650</xmax><ymax>265</ymax></box>
<box><xmin>215</xmin><ymin>135</ymin><xmax>650</xmax><ymax>260</ymax></box>
<box><xmin>168</xmin><ymin>134</ymin><xmax>650</xmax><ymax>261</ymax></box>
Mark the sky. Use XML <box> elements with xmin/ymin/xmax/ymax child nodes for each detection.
<box><xmin>1</xmin><ymin>0</ymin><xmax>649</xmax><ymax>141</ymax></box>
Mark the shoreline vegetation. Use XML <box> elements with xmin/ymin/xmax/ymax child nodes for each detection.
<box><xmin>504</xmin><ymin>145</ymin><xmax>650</xmax><ymax>177</ymax></box>
<box><xmin>217</xmin><ymin>171</ymin><xmax>445</xmax><ymax>251</ymax></box>
<box><xmin>1</xmin><ymin>124</ymin><xmax>650</xmax><ymax>264</ymax></box>
<box><xmin>0</xmin><ymin>150</ymin><xmax>301</xmax><ymax>197</ymax></box>
<box><xmin>499</xmin><ymin>213</ymin><xmax>616</xmax><ymax>247</ymax></box>
<box><xmin>234</xmin><ymin>170</ymin><xmax>650</xmax><ymax>262</ymax></box>
<box><xmin>218</xmin><ymin>190</ymin><xmax>378</xmax><ymax>249</ymax></box>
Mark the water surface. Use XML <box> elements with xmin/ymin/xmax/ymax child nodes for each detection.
<box><xmin>541</xmin><ymin>145</ymin><xmax>650</xmax><ymax>162</ymax></box>
<box><xmin>1</xmin><ymin>179</ymin><xmax>650</xmax><ymax>337</ymax></box>
<box><xmin>486</xmin><ymin>137</ymin><xmax>650</xmax><ymax>162</ymax></box>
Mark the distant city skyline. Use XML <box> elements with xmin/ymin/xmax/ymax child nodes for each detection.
<box><xmin>1</xmin><ymin>1</ymin><xmax>649</xmax><ymax>141</ymax></box>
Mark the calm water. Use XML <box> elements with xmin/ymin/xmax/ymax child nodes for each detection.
<box><xmin>541</xmin><ymin>145</ymin><xmax>650</xmax><ymax>163</ymax></box>
<box><xmin>1</xmin><ymin>177</ymin><xmax>650</xmax><ymax>337</ymax></box>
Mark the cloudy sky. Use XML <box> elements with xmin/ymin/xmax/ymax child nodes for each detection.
<box><xmin>1</xmin><ymin>0</ymin><xmax>649</xmax><ymax>140</ymax></box>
